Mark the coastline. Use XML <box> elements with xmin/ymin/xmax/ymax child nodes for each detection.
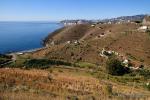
<box><xmin>9</xmin><ymin>28</ymin><xmax>62</xmax><ymax>55</ymax></box>
<box><xmin>10</xmin><ymin>47</ymin><xmax>45</xmax><ymax>54</ymax></box>
<box><xmin>0</xmin><ymin>21</ymin><xmax>63</xmax><ymax>55</ymax></box>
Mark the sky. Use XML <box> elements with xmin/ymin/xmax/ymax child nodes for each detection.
<box><xmin>0</xmin><ymin>0</ymin><xmax>150</xmax><ymax>21</ymax></box>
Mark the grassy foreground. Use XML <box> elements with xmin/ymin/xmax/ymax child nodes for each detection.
<box><xmin>0</xmin><ymin>66</ymin><xmax>150</xmax><ymax>100</ymax></box>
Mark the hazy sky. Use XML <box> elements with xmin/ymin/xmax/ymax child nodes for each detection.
<box><xmin>0</xmin><ymin>0</ymin><xmax>150</xmax><ymax>21</ymax></box>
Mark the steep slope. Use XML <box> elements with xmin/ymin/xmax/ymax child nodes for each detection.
<box><xmin>44</xmin><ymin>24</ymin><xmax>92</xmax><ymax>45</ymax></box>
<box><xmin>33</xmin><ymin>23</ymin><xmax>150</xmax><ymax>66</ymax></box>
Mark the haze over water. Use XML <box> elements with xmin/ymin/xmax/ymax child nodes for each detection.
<box><xmin>0</xmin><ymin>22</ymin><xmax>63</xmax><ymax>54</ymax></box>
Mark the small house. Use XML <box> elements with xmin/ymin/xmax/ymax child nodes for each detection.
<box><xmin>138</xmin><ymin>26</ymin><xmax>148</xmax><ymax>30</ymax></box>
<box><xmin>67</xmin><ymin>41</ymin><xmax>71</xmax><ymax>44</ymax></box>
<box><xmin>122</xmin><ymin>59</ymin><xmax>129</xmax><ymax>67</ymax></box>
<box><xmin>16</xmin><ymin>52</ymin><xmax>24</xmax><ymax>55</ymax></box>
<box><xmin>91</xmin><ymin>24</ymin><xmax>96</xmax><ymax>27</ymax></box>
<box><xmin>108</xmin><ymin>21</ymin><xmax>112</xmax><ymax>24</ymax></box>
<box><xmin>99</xmin><ymin>33</ymin><xmax>105</xmax><ymax>37</ymax></box>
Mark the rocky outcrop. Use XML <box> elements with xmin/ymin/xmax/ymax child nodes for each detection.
<box><xmin>142</xmin><ymin>16</ymin><xmax>150</xmax><ymax>26</ymax></box>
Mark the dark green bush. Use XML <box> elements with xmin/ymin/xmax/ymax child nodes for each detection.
<box><xmin>106</xmin><ymin>57</ymin><xmax>129</xmax><ymax>76</ymax></box>
<box><xmin>24</xmin><ymin>59</ymin><xmax>72</xmax><ymax>69</ymax></box>
<box><xmin>103</xmin><ymin>51</ymin><xmax>113</xmax><ymax>57</ymax></box>
<box><xmin>138</xmin><ymin>69</ymin><xmax>150</xmax><ymax>79</ymax></box>
<box><xmin>0</xmin><ymin>54</ymin><xmax>12</xmax><ymax>64</ymax></box>
<box><xmin>144</xmin><ymin>83</ymin><xmax>150</xmax><ymax>91</ymax></box>
<box><xmin>134</xmin><ymin>20</ymin><xmax>142</xmax><ymax>23</ymax></box>
<box><xmin>146</xmin><ymin>30</ymin><xmax>150</xmax><ymax>33</ymax></box>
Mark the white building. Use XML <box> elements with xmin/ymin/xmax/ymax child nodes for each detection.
<box><xmin>67</xmin><ymin>41</ymin><xmax>71</xmax><ymax>44</ymax></box>
<box><xmin>138</xmin><ymin>26</ymin><xmax>148</xmax><ymax>30</ymax></box>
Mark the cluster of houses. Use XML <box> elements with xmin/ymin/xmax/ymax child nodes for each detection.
<box><xmin>103</xmin><ymin>19</ymin><xmax>132</xmax><ymax>25</ymax></box>
<box><xmin>45</xmin><ymin>40</ymin><xmax>81</xmax><ymax>47</ymax></box>
<box><xmin>63</xmin><ymin>21</ymin><xmax>82</xmax><ymax>26</ymax></box>
<box><xmin>91</xmin><ymin>16</ymin><xmax>150</xmax><ymax>33</ymax></box>
<box><xmin>66</xmin><ymin>40</ymin><xmax>80</xmax><ymax>44</ymax></box>
<box><xmin>61</xmin><ymin>15</ymin><xmax>149</xmax><ymax>26</ymax></box>
<box><xmin>99</xmin><ymin>48</ymin><xmax>143</xmax><ymax>70</ymax></box>
<box><xmin>62</xmin><ymin>20</ymin><xmax>90</xmax><ymax>26</ymax></box>
<box><xmin>90</xmin><ymin>19</ymin><xmax>139</xmax><ymax>27</ymax></box>
<box><xmin>97</xmin><ymin>15</ymin><xmax>146</xmax><ymax>25</ymax></box>
<box><xmin>100</xmin><ymin>48</ymin><xmax>119</xmax><ymax>58</ymax></box>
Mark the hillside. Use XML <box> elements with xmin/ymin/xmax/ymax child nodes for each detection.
<box><xmin>44</xmin><ymin>24</ymin><xmax>92</xmax><ymax>45</ymax></box>
<box><xmin>37</xmin><ymin>22</ymin><xmax>150</xmax><ymax>66</ymax></box>
<box><xmin>1</xmin><ymin>19</ymin><xmax>150</xmax><ymax>100</ymax></box>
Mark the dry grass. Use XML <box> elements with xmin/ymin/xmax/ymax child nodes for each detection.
<box><xmin>0</xmin><ymin>68</ymin><xmax>150</xmax><ymax>100</ymax></box>
<box><xmin>0</xmin><ymin>68</ymin><xmax>102</xmax><ymax>100</ymax></box>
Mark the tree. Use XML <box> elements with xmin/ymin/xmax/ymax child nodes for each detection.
<box><xmin>134</xmin><ymin>20</ymin><xmax>142</xmax><ymax>24</ymax></box>
<box><xmin>106</xmin><ymin>57</ymin><xmax>129</xmax><ymax>76</ymax></box>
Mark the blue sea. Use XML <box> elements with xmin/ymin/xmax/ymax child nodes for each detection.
<box><xmin>0</xmin><ymin>21</ymin><xmax>63</xmax><ymax>54</ymax></box>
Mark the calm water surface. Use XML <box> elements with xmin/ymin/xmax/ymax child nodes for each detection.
<box><xmin>0</xmin><ymin>22</ymin><xmax>63</xmax><ymax>54</ymax></box>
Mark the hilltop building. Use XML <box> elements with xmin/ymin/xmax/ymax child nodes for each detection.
<box><xmin>62</xmin><ymin>20</ymin><xmax>90</xmax><ymax>26</ymax></box>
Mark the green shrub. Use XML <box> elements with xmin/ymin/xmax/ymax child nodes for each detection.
<box><xmin>106</xmin><ymin>57</ymin><xmax>129</xmax><ymax>76</ymax></box>
<box><xmin>0</xmin><ymin>54</ymin><xmax>12</xmax><ymax>59</ymax></box>
<box><xmin>134</xmin><ymin>20</ymin><xmax>142</xmax><ymax>24</ymax></box>
<box><xmin>146</xmin><ymin>29</ymin><xmax>150</xmax><ymax>32</ymax></box>
<box><xmin>144</xmin><ymin>83</ymin><xmax>150</xmax><ymax>91</ymax></box>
<box><xmin>7</xmin><ymin>60</ymin><xmax>25</xmax><ymax>68</ymax></box>
<box><xmin>67</xmin><ymin>95</ymin><xmax>78</xmax><ymax>100</ymax></box>
<box><xmin>24</xmin><ymin>59</ymin><xmax>72</xmax><ymax>69</ymax></box>
<box><xmin>126</xmin><ymin>53</ymin><xmax>137</xmax><ymax>60</ymax></box>
<box><xmin>138</xmin><ymin>69</ymin><xmax>150</xmax><ymax>79</ymax></box>
<box><xmin>0</xmin><ymin>54</ymin><xmax>12</xmax><ymax>65</ymax></box>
